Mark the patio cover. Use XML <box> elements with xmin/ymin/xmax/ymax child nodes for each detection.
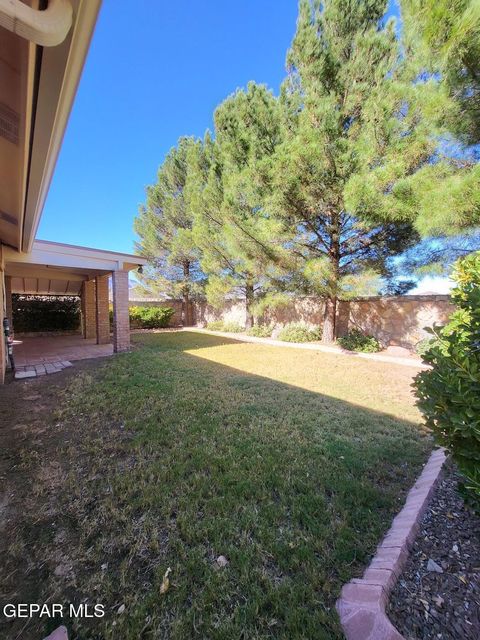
<box><xmin>3</xmin><ymin>239</ymin><xmax>146</xmax><ymax>294</ymax></box>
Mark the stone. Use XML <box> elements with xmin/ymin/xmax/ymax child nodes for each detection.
<box><xmin>426</xmin><ymin>559</ymin><xmax>443</xmax><ymax>573</ymax></box>
<box><xmin>15</xmin><ymin>370</ymin><xmax>36</xmax><ymax>379</ymax></box>
<box><xmin>216</xmin><ymin>555</ymin><xmax>229</xmax><ymax>568</ymax></box>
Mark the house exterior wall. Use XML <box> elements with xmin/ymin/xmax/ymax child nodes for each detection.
<box><xmin>112</xmin><ymin>270</ymin><xmax>130</xmax><ymax>352</ymax></box>
<box><xmin>95</xmin><ymin>275</ymin><xmax>110</xmax><ymax>344</ymax></box>
<box><xmin>82</xmin><ymin>280</ymin><xmax>96</xmax><ymax>339</ymax></box>
<box><xmin>5</xmin><ymin>276</ymin><xmax>13</xmax><ymax>334</ymax></box>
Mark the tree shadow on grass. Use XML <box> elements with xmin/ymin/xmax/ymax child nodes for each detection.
<box><xmin>1</xmin><ymin>331</ymin><xmax>431</xmax><ymax>640</ymax></box>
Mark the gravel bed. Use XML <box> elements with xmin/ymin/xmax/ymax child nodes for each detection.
<box><xmin>389</xmin><ymin>463</ymin><xmax>480</xmax><ymax>639</ymax></box>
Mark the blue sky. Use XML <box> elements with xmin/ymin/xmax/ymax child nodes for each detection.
<box><xmin>38</xmin><ymin>0</ymin><xmax>299</xmax><ymax>254</ymax></box>
<box><xmin>38</xmin><ymin>1</ymin><xmax>448</xmax><ymax>292</ymax></box>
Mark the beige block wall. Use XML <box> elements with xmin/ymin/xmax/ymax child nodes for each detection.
<box><xmin>340</xmin><ymin>295</ymin><xmax>454</xmax><ymax>349</ymax></box>
<box><xmin>193</xmin><ymin>295</ymin><xmax>455</xmax><ymax>351</ymax></box>
<box><xmin>194</xmin><ymin>299</ymin><xmax>247</xmax><ymax>327</ymax></box>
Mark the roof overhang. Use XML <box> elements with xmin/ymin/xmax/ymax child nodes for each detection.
<box><xmin>4</xmin><ymin>239</ymin><xmax>147</xmax><ymax>295</ymax></box>
<box><xmin>0</xmin><ymin>0</ymin><xmax>102</xmax><ymax>253</ymax></box>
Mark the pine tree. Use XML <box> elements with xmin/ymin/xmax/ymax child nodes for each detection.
<box><xmin>192</xmin><ymin>83</ymin><xmax>284</xmax><ymax>328</ymax></box>
<box><xmin>393</xmin><ymin>0</ymin><xmax>480</xmax><ymax>239</ymax></box>
<box><xmin>401</xmin><ymin>0</ymin><xmax>480</xmax><ymax>145</ymax></box>
<box><xmin>270</xmin><ymin>0</ymin><xmax>419</xmax><ymax>342</ymax></box>
<box><xmin>134</xmin><ymin>137</ymin><xmax>205</xmax><ymax>325</ymax></box>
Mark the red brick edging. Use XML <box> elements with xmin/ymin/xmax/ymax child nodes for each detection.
<box><xmin>336</xmin><ymin>448</ymin><xmax>447</xmax><ymax>640</ymax></box>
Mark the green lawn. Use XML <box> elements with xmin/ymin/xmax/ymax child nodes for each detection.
<box><xmin>11</xmin><ymin>332</ymin><xmax>431</xmax><ymax>639</ymax></box>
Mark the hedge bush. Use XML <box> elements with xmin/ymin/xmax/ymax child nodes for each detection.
<box><xmin>128</xmin><ymin>306</ymin><xmax>174</xmax><ymax>329</ymax></box>
<box><xmin>205</xmin><ymin>320</ymin><xmax>245</xmax><ymax>333</ymax></box>
<box><xmin>246</xmin><ymin>325</ymin><xmax>273</xmax><ymax>338</ymax></box>
<box><xmin>221</xmin><ymin>321</ymin><xmax>245</xmax><ymax>333</ymax></box>
<box><xmin>278</xmin><ymin>322</ymin><xmax>322</xmax><ymax>343</ymax></box>
<box><xmin>110</xmin><ymin>306</ymin><xmax>175</xmax><ymax>329</ymax></box>
<box><xmin>337</xmin><ymin>329</ymin><xmax>381</xmax><ymax>353</ymax></box>
<box><xmin>415</xmin><ymin>252</ymin><xmax>480</xmax><ymax>503</ymax></box>
<box><xmin>415</xmin><ymin>336</ymin><xmax>437</xmax><ymax>359</ymax></box>
<box><xmin>12</xmin><ymin>295</ymin><xmax>81</xmax><ymax>332</ymax></box>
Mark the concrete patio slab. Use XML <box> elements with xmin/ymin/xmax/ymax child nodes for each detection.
<box><xmin>12</xmin><ymin>335</ymin><xmax>113</xmax><ymax>367</ymax></box>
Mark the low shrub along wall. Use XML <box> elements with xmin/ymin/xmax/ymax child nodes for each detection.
<box><xmin>129</xmin><ymin>305</ymin><xmax>174</xmax><ymax>329</ymax></box>
<box><xmin>12</xmin><ymin>294</ymin><xmax>81</xmax><ymax>333</ymax></box>
<box><xmin>109</xmin><ymin>305</ymin><xmax>175</xmax><ymax>329</ymax></box>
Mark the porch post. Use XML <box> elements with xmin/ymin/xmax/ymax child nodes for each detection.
<box><xmin>82</xmin><ymin>280</ymin><xmax>96</xmax><ymax>339</ymax></box>
<box><xmin>95</xmin><ymin>274</ymin><xmax>110</xmax><ymax>344</ymax></box>
<box><xmin>112</xmin><ymin>270</ymin><xmax>130</xmax><ymax>352</ymax></box>
<box><xmin>5</xmin><ymin>275</ymin><xmax>13</xmax><ymax>335</ymax></box>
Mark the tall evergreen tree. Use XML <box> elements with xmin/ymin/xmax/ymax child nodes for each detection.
<box><xmin>401</xmin><ymin>0</ymin><xmax>480</xmax><ymax>145</ymax></box>
<box><xmin>134</xmin><ymin>137</ymin><xmax>205</xmax><ymax>325</ymax></box>
<box><xmin>192</xmin><ymin>83</ymin><xmax>284</xmax><ymax>327</ymax></box>
<box><xmin>394</xmin><ymin>0</ymin><xmax>480</xmax><ymax>240</ymax></box>
<box><xmin>270</xmin><ymin>0</ymin><xmax>419</xmax><ymax>342</ymax></box>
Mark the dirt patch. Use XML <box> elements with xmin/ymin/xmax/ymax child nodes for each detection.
<box><xmin>389</xmin><ymin>464</ymin><xmax>480</xmax><ymax>639</ymax></box>
<box><xmin>0</xmin><ymin>360</ymin><xmax>109</xmax><ymax>640</ymax></box>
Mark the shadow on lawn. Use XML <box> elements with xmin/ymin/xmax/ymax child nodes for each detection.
<box><xmin>0</xmin><ymin>331</ymin><xmax>431</xmax><ymax>640</ymax></box>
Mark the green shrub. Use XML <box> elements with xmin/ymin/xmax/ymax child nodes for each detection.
<box><xmin>206</xmin><ymin>320</ymin><xmax>225</xmax><ymax>331</ymax></box>
<box><xmin>128</xmin><ymin>305</ymin><xmax>174</xmax><ymax>329</ymax></box>
<box><xmin>221</xmin><ymin>321</ymin><xmax>245</xmax><ymax>333</ymax></box>
<box><xmin>337</xmin><ymin>329</ymin><xmax>381</xmax><ymax>353</ymax></box>
<box><xmin>415</xmin><ymin>336</ymin><xmax>438</xmax><ymax>358</ymax></box>
<box><xmin>278</xmin><ymin>322</ymin><xmax>322</xmax><ymax>343</ymax></box>
<box><xmin>12</xmin><ymin>294</ymin><xmax>81</xmax><ymax>332</ymax></box>
<box><xmin>415</xmin><ymin>252</ymin><xmax>480</xmax><ymax>503</ymax></box>
<box><xmin>246</xmin><ymin>325</ymin><xmax>273</xmax><ymax>338</ymax></box>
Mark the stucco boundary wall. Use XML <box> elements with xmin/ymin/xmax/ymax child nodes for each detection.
<box><xmin>193</xmin><ymin>295</ymin><xmax>454</xmax><ymax>351</ymax></box>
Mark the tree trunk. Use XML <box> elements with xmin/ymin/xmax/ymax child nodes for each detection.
<box><xmin>182</xmin><ymin>261</ymin><xmax>191</xmax><ymax>327</ymax></box>
<box><xmin>322</xmin><ymin>221</ymin><xmax>340</xmax><ymax>344</ymax></box>
<box><xmin>245</xmin><ymin>280</ymin><xmax>254</xmax><ymax>329</ymax></box>
<box><xmin>322</xmin><ymin>296</ymin><xmax>337</xmax><ymax>343</ymax></box>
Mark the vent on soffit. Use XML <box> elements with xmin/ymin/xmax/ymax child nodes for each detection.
<box><xmin>0</xmin><ymin>102</ymin><xmax>19</xmax><ymax>145</ymax></box>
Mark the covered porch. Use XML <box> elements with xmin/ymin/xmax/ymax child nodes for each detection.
<box><xmin>13</xmin><ymin>335</ymin><xmax>113</xmax><ymax>367</ymax></box>
<box><xmin>3</xmin><ymin>240</ymin><xmax>146</xmax><ymax>365</ymax></box>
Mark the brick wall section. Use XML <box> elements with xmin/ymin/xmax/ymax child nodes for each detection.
<box><xmin>95</xmin><ymin>275</ymin><xmax>110</xmax><ymax>345</ymax></box>
<box><xmin>193</xmin><ymin>294</ymin><xmax>455</xmax><ymax>351</ymax></box>
<box><xmin>5</xmin><ymin>275</ymin><xmax>13</xmax><ymax>334</ymax></box>
<box><xmin>82</xmin><ymin>280</ymin><xmax>96</xmax><ymax>339</ymax></box>
<box><xmin>112</xmin><ymin>270</ymin><xmax>130</xmax><ymax>352</ymax></box>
